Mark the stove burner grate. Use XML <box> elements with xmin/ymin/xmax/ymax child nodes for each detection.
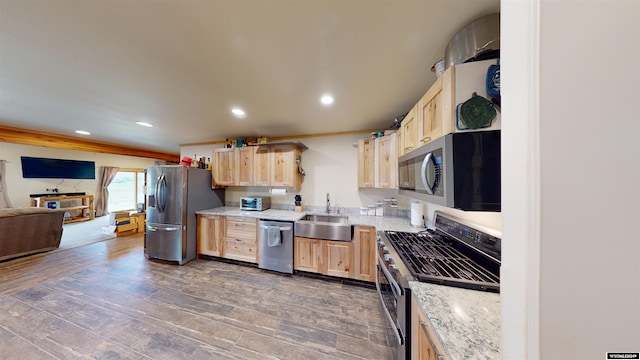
<box><xmin>385</xmin><ymin>230</ymin><xmax>500</xmax><ymax>292</ymax></box>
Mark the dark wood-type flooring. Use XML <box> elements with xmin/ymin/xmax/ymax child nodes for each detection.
<box><xmin>0</xmin><ymin>234</ymin><xmax>392</xmax><ymax>359</ymax></box>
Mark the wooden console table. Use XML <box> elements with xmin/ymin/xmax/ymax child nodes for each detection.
<box><xmin>31</xmin><ymin>194</ymin><xmax>95</xmax><ymax>224</ymax></box>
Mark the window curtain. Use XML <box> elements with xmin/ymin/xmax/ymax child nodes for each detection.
<box><xmin>95</xmin><ymin>166</ymin><xmax>119</xmax><ymax>217</ymax></box>
<box><xmin>0</xmin><ymin>160</ymin><xmax>12</xmax><ymax>209</ymax></box>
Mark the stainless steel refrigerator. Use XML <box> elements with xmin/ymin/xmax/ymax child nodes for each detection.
<box><xmin>145</xmin><ymin>165</ymin><xmax>224</xmax><ymax>265</ymax></box>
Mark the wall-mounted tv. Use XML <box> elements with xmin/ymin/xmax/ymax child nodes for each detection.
<box><xmin>21</xmin><ymin>156</ymin><xmax>96</xmax><ymax>179</ymax></box>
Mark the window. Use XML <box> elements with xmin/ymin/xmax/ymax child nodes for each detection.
<box><xmin>107</xmin><ymin>168</ymin><xmax>145</xmax><ymax>212</ymax></box>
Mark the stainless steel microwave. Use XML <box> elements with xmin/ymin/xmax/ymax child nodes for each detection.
<box><xmin>240</xmin><ymin>196</ymin><xmax>271</xmax><ymax>211</ymax></box>
<box><xmin>398</xmin><ymin>130</ymin><xmax>501</xmax><ymax>211</ymax></box>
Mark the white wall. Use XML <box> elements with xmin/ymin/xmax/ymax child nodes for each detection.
<box><xmin>1</xmin><ymin>142</ymin><xmax>158</xmax><ymax>208</ymax></box>
<box><xmin>502</xmin><ymin>0</ymin><xmax>640</xmax><ymax>358</ymax></box>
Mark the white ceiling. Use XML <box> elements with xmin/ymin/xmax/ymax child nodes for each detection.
<box><xmin>0</xmin><ymin>0</ymin><xmax>499</xmax><ymax>153</ymax></box>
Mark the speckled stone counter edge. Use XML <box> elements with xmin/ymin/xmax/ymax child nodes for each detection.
<box><xmin>409</xmin><ymin>281</ymin><xmax>501</xmax><ymax>360</ymax></box>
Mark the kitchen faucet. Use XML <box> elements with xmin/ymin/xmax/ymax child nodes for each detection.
<box><xmin>326</xmin><ymin>193</ymin><xmax>330</xmax><ymax>213</ymax></box>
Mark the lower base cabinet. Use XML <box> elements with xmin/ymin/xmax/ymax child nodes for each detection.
<box><xmin>223</xmin><ymin>216</ymin><xmax>258</xmax><ymax>263</ymax></box>
<box><xmin>197</xmin><ymin>214</ymin><xmax>225</xmax><ymax>257</ymax></box>
<box><xmin>197</xmin><ymin>215</ymin><xmax>258</xmax><ymax>264</ymax></box>
<box><xmin>411</xmin><ymin>294</ymin><xmax>448</xmax><ymax>360</ymax></box>
<box><xmin>294</xmin><ymin>237</ymin><xmax>321</xmax><ymax>273</ymax></box>
<box><xmin>294</xmin><ymin>236</ymin><xmax>353</xmax><ymax>279</ymax></box>
<box><xmin>353</xmin><ymin>226</ymin><xmax>376</xmax><ymax>282</ymax></box>
<box><xmin>324</xmin><ymin>240</ymin><xmax>353</xmax><ymax>278</ymax></box>
<box><xmin>294</xmin><ymin>225</ymin><xmax>376</xmax><ymax>282</ymax></box>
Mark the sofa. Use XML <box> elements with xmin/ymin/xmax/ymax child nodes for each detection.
<box><xmin>0</xmin><ymin>207</ymin><xmax>66</xmax><ymax>261</ymax></box>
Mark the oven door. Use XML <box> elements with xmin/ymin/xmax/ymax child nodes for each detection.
<box><xmin>376</xmin><ymin>255</ymin><xmax>406</xmax><ymax>359</ymax></box>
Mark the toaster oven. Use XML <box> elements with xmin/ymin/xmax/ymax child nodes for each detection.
<box><xmin>240</xmin><ymin>196</ymin><xmax>271</xmax><ymax>211</ymax></box>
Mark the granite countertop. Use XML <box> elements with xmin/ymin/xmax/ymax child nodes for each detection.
<box><xmin>409</xmin><ymin>281</ymin><xmax>501</xmax><ymax>360</ymax></box>
<box><xmin>196</xmin><ymin>207</ymin><xmax>306</xmax><ymax>222</ymax></box>
<box><xmin>197</xmin><ymin>206</ymin><xmax>425</xmax><ymax>232</ymax></box>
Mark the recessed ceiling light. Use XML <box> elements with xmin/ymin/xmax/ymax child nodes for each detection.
<box><xmin>75</xmin><ymin>130</ymin><xmax>90</xmax><ymax>135</ymax></box>
<box><xmin>136</xmin><ymin>121</ymin><xmax>154</xmax><ymax>127</ymax></box>
<box><xmin>231</xmin><ymin>107</ymin><xmax>246</xmax><ymax>118</ymax></box>
<box><xmin>320</xmin><ymin>94</ymin><xmax>334</xmax><ymax>105</ymax></box>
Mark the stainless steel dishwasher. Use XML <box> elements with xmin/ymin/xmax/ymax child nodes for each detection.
<box><xmin>258</xmin><ymin>220</ymin><xmax>294</xmax><ymax>274</ymax></box>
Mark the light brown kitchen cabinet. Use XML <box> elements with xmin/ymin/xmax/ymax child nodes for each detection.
<box><xmin>396</xmin><ymin>125</ymin><xmax>404</xmax><ymax>157</ymax></box>
<box><xmin>197</xmin><ymin>214</ymin><xmax>225</xmax><ymax>257</ymax></box>
<box><xmin>322</xmin><ymin>240</ymin><xmax>354</xmax><ymax>278</ymax></box>
<box><xmin>399</xmin><ymin>105</ymin><xmax>417</xmax><ymax>156</ymax></box>
<box><xmin>253</xmin><ymin>148</ymin><xmax>271</xmax><ymax>186</ymax></box>
<box><xmin>358</xmin><ymin>134</ymin><xmax>397</xmax><ymax>189</ymax></box>
<box><xmin>374</xmin><ymin>133</ymin><xmax>397</xmax><ymax>188</ymax></box>
<box><xmin>294</xmin><ymin>237</ymin><xmax>321</xmax><ymax>273</ymax></box>
<box><xmin>213</xmin><ymin>144</ymin><xmax>303</xmax><ymax>189</ymax></box>
<box><xmin>236</xmin><ymin>146</ymin><xmax>255</xmax><ymax>186</ymax></box>
<box><xmin>417</xmin><ymin>67</ymin><xmax>454</xmax><ymax>147</ymax></box>
<box><xmin>212</xmin><ymin>148</ymin><xmax>236</xmax><ymax>187</ymax></box>
<box><xmin>223</xmin><ymin>216</ymin><xmax>258</xmax><ymax>263</ymax></box>
<box><xmin>270</xmin><ymin>145</ymin><xmax>302</xmax><ymax>189</ymax></box>
<box><xmin>353</xmin><ymin>226</ymin><xmax>376</xmax><ymax>282</ymax></box>
<box><xmin>294</xmin><ymin>237</ymin><xmax>354</xmax><ymax>280</ymax></box>
<box><xmin>357</xmin><ymin>139</ymin><xmax>375</xmax><ymax>188</ymax></box>
<box><xmin>411</xmin><ymin>294</ymin><xmax>449</xmax><ymax>360</ymax></box>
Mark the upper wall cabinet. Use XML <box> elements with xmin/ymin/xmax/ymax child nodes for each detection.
<box><xmin>357</xmin><ymin>133</ymin><xmax>397</xmax><ymax>189</ymax></box>
<box><xmin>212</xmin><ymin>148</ymin><xmax>236</xmax><ymax>187</ymax></box>
<box><xmin>213</xmin><ymin>144</ymin><xmax>304</xmax><ymax>190</ymax></box>
<box><xmin>398</xmin><ymin>105</ymin><xmax>417</xmax><ymax>157</ymax></box>
<box><xmin>402</xmin><ymin>58</ymin><xmax>501</xmax><ymax>155</ymax></box>
<box><xmin>357</xmin><ymin>138</ymin><xmax>375</xmax><ymax>188</ymax></box>
<box><xmin>253</xmin><ymin>147</ymin><xmax>271</xmax><ymax>186</ymax></box>
<box><xmin>417</xmin><ymin>67</ymin><xmax>454</xmax><ymax>146</ymax></box>
<box><xmin>269</xmin><ymin>144</ymin><xmax>302</xmax><ymax>189</ymax></box>
<box><xmin>374</xmin><ymin>133</ymin><xmax>397</xmax><ymax>188</ymax></box>
<box><xmin>236</xmin><ymin>146</ymin><xmax>255</xmax><ymax>186</ymax></box>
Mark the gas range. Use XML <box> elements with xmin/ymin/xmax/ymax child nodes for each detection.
<box><xmin>379</xmin><ymin>211</ymin><xmax>501</xmax><ymax>292</ymax></box>
<box><xmin>375</xmin><ymin>211</ymin><xmax>501</xmax><ymax>360</ymax></box>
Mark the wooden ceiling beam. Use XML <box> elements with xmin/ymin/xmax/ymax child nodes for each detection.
<box><xmin>0</xmin><ymin>125</ymin><xmax>179</xmax><ymax>162</ymax></box>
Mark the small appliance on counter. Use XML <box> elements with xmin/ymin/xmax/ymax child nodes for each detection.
<box><xmin>240</xmin><ymin>196</ymin><xmax>271</xmax><ymax>211</ymax></box>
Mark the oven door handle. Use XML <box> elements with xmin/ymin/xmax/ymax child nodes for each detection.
<box><xmin>377</xmin><ymin>253</ymin><xmax>403</xmax><ymax>297</ymax></box>
<box><xmin>376</xmin><ymin>266</ymin><xmax>404</xmax><ymax>346</ymax></box>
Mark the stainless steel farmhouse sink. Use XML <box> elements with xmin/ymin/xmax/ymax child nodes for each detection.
<box><xmin>294</xmin><ymin>214</ymin><xmax>353</xmax><ymax>241</ymax></box>
<box><xmin>302</xmin><ymin>214</ymin><xmax>349</xmax><ymax>223</ymax></box>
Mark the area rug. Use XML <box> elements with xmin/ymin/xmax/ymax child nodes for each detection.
<box><xmin>58</xmin><ymin>215</ymin><xmax>118</xmax><ymax>250</ymax></box>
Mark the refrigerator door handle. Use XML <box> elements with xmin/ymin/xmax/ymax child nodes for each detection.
<box><xmin>154</xmin><ymin>174</ymin><xmax>162</xmax><ymax>211</ymax></box>
<box><xmin>157</xmin><ymin>174</ymin><xmax>167</xmax><ymax>213</ymax></box>
<box><xmin>147</xmin><ymin>225</ymin><xmax>179</xmax><ymax>232</ymax></box>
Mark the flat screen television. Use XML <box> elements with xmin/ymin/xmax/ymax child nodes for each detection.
<box><xmin>21</xmin><ymin>156</ymin><xmax>96</xmax><ymax>179</ymax></box>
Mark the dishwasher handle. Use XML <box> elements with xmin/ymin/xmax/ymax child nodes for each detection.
<box><xmin>259</xmin><ymin>225</ymin><xmax>291</xmax><ymax>231</ymax></box>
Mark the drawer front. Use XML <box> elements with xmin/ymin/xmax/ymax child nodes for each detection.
<box><xmin>226</xmin><ymin>216</ymin><xmax>256</xmax><ymax>225</ymax></box>
<box><xmin>224</xmin><ymin>240</ymin><xmax>257</xmax><ymax>263</ymax></box>
<box><xmin>226</xmin><ymin>217</ymin><xmax>257</xmax><ymax>241</ymax></box>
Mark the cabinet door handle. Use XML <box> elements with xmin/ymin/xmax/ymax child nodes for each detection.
<box><xmin>420</xmin><ymin>321</ymin><xmax>448</xmax><ymax>360</ymax></box>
